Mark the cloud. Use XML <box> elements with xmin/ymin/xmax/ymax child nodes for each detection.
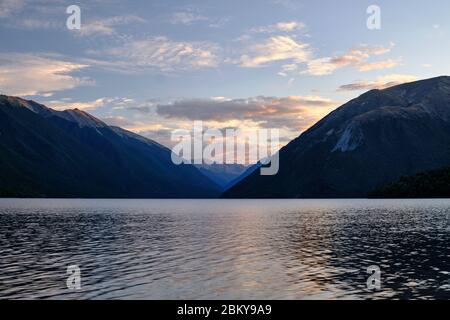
<box><xmin>140</xmin><ymin>128</ymin><xmax>182</xmax><ymax>148</ymax></box>
<box><xmin>44</xmin><ymin>97</ymin><xmax>113</xmax><ymax>111</ymax></box>
<box><xmin>15</xmin><ymin>18</ymin><xmax>61</xmax><ymax>29</ymax></box>
<box><xmin>156</xmin><ymin>95</ymin><xmax>338</xmax><ymax>131</ymax></box>
<box><xmin>125</xmin><ymin>101</ymin><xmax>156</xmax><ymax>113</ymax></box>
<box><xmin>170</xmin><ymin>11</ymin><xmax>207</xmax><ymax>25</ymax></box>
<box><xmin>305</xmin><ymin>58</ymin><xmax>341</xmax><ymax>76</ymax></box>
<box><xmin>0</xmin><ymin>1</ymin><xmax>69</xmax><ymax>30</ymax></box>
<box><xmin>207</xmin><ymin>17</ymin><xmax>230</xmax><ymax>28</ymax></box>
<box><xmin>0</xmin><ymin>0</ymin><xmax>24</xmax><ymax>17</ymax></box>
<box><xmin>101</xmin><ymin>116</ymin><xmax>139</xmax><ymax>128</ymax></box>
<box><xmin>305</xmin><ymin>43</ymin><xmax>396</xmax><ymax>76</ymax></box>
<box><xmin>239</xmin><ymin>36</ymin><xmax>311</xmax><ymax>68</ymax></box>
<box><xmin>357</xmin><ymin>59</ymin><xmax>400</xmax><ymax>72</ymax></box>
<box><xmin>0</xmin><ymin>53</ymin><xmax>92</xmax><ymax>96</ymax></box>
<box><xmin>88</xmin><ymin>36</ymin><xmax>220</xmax><ymax>73</ymax></box>
<box><xmin>169</xmin><ymin>9</ymin><xmax>229</xmax><ymax>28</ymax></box>
<box><xmin>101</xmin><ymin>116</ymin><xmax>172</xmax><ymax>142</ymax></box>
<box><xmin>238</xmin><ymin>37</ymin><xmax>396</xmax><ymax>77</ymax></box>
<box><xmin>337</xmin><ymin>74</ymin><xmax>419</xmax><ymax>91</ymax></box>
<box><xmin>79</xmin><ymin>15</ymin><xmax>146</xmax><ymax>37</ymax></box>
<box><xmin>250</xmin><ymin>21</ymin><xmax>305</xmax><ymax>33</ymax></box>
<box><xmin>44</xmin><ymin>96</ymin><xmax>140</xmax><ymax>112</ymax></box>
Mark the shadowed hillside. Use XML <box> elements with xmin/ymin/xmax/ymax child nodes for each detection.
<box><xmin>224</xmin><ymin>76</ymin><xmax>450</xmax><ymax>198</ymax></box>
<box><xmin>370</xmin><ymin>166</ymin><xmax>450</xmax><ymax>198</ymax></box>
<box><xmin>0</xmin><ymin>95</ymin><xmax>220</xmax><ymax>198</ymax></box>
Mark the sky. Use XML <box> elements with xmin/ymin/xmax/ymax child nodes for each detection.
<box><xmin>0</xmin><ymin>0</ymin><xmax>449</xmax><ymax>148</ymax></box>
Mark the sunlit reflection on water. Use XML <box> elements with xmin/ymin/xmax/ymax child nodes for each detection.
<box><xmin>0</xmin><ymin>199</ymin><xmax>450</xmax><ymax>299</ymax></box>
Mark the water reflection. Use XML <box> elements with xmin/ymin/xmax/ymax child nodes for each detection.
<box><xmin>0</xmin><ymin>199</ymin><xmax>449</xmax><ymax>299</ymax></box>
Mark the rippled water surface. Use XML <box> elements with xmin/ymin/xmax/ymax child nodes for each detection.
<box><xmin>1</xmin><ymin>199</ymin><xmax>450</xmax><ymax>299</ymax></box>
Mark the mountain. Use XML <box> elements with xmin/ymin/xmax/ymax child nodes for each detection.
<box><xmin>223</xmin><ymin>163</ymin><xmax>260</xmax><ymax>190</ymax></box>
<box><xmin>223</xmin><ymin>76</ymin><xmax>450</xmax><ymax>198</ymax></box>
<box><xmin>195</xmin><ymin>163</ymin><xmax>249</xmax><ymax>190</ymax></box>
<box><xmin>0</xmin><ymin>95</ymin><xmax>220</xmax><ymax>198</ymax></box>
<box><xmin>370</xmin><ymin>166</ymin><xmax>450</xmax><ymax>198</ymax></box>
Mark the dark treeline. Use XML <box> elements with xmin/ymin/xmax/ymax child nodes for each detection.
<box><xmin>370</xmin><ymin>166</ymin><xmax>450</xmax><ymax>198</ymax></box>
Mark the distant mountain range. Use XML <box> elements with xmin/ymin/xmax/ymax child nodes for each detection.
<box><xmin>2</xmin><ymin>76</ymin><xmax>450</xmax><ymax>199</ymax></box>
<box><xmin>224</xmin><ymin>76</ymin><xmax>450</xmax><ymax>198</ymax></box>
<box><xmin>0</xmin><ymin>95</ymin><xmax>220</xmax><ymax>198</ymax></box>
<box><xmin>195</xmin><ymin>163</ymin><xmax>250</xmax><ymax>191</ymax></box>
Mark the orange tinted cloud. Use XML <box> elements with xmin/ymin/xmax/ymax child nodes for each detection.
<box><xmin>338</xmin><ymin>74</ymin><xmax>418</xmax><ymax>91</ymax></box>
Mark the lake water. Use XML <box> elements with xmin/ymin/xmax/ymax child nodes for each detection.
<box><xmin>1</xmin><ymin>199</ymin><xmax>450</xmax><ymax>300</ymax></box>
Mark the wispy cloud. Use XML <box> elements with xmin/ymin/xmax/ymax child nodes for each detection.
<box><xmin>305</xmin><ymin>43</ymin><xmax>397</xmax><ymax>76</ymax></box>
<box><xmin>15</xmin><ymin>18</ymin><xmax>61</xmax><ymax>29</ymax></box>
<box><xmin>0</xmin><ymin>53</ymin><xmax>92</xmax><ymax>96</ymax></box>
<box><xmin>88</xmin><ymin>36</ymin><xmax>220</xmax><ymax>73</ymax></box>
<box><xmin>0</xmin><ymin>0</ymin><xmax>67</xmax><ymax>30</ymax></box>
<box><xmin>44</xmin><ymin>97</ymin><xmax>113</xmax><ymax>111</ymax></box>
<box><xmin>0</xmin><ymin>0</ymin><xmax>24</xmax><ymax>18</ymax></box>
<box><xmin>357</xmin><ymin>59</ymin><xmax>400</xmax><ymax>72</ymax></box>
<box><xmin>79</xmin><ymin>15</ymin><xmax>146</xmax><ymax>37</ymax></box>
<box><xmin>169</xmin><ymin>9</ymin><xmax>229</xmax><ymax>28</ymax></box>
<box><xmin>250</xmin><ymin>21</ymin><xmax>305</xmax><ymax>33</ymax></box>
<box><xmin>239</xmin><ymin>36</ymin><xmax>311</xmax><ymax>68</ymax></box>
<box><xmin>101</xmin><ymin>115</ymin><xmax>140</xmax><ymax>128</ymax></box>
<box><xmin>44</xmin><ymin>96</ymin><xmax>141</xmax><ymax>113</ymax></box>
<box><xmin>237</xmin><ymin>33</ymin><xmax>397</xmax><ymax>78</ymax></box>
<box><xmin>337</xmin><ymin>74</ymin><xmax>418</xmax><ymax>91</ymax></box>
<box><xmin>170</xmin><ymin>10</ymin><xmax>207</xmax><ymax>25</ymax></box>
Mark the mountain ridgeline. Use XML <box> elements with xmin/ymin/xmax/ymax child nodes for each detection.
<box><xmin>224</xmin><ymin>76</ymin><xmax>450</xmax><ymax>198</ymax></box>
<box><xmin>0</xmin><ymin>95</ymin><xmax>220</xmax><ymax>198</ymax></box>
<box><xmin>2</xmin><ymin>76</ymin><xmax>450</xmax><ymax>199</ymax></box>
